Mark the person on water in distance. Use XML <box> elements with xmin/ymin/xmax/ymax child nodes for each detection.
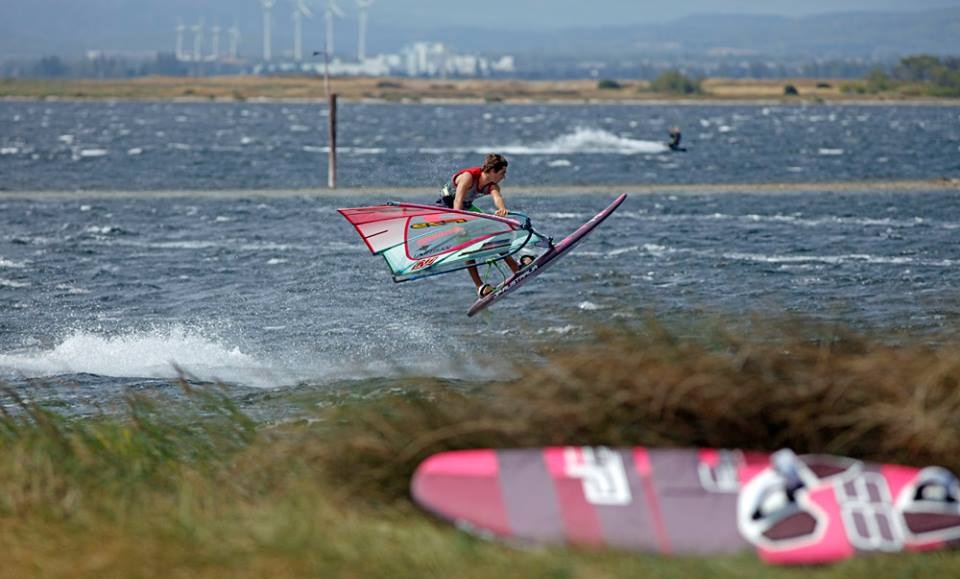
<box><xmin>437</xmin><ymin>153</ymin><xmax>533</xmax><ymax>298</ymax></box>
<box><xmin>667</xmin><ymin>126</ymin><xmax>686</xmax><ymax>152</ymax></box>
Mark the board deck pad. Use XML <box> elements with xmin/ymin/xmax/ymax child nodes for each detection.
<box><xmin>467</xmin><ymin>193</ymin><xmax>627</xmax><ymax>316</ymax></box>
<box><xmin>411</xmin><ymin>447</ymin><xmax>960</xmax><ymax>564</ymax></box>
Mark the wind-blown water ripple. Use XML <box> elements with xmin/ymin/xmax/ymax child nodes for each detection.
<box><xmin>1</xmin><ymin>101</ymin><xmax>958</xmax><ymax>415</ymax></box>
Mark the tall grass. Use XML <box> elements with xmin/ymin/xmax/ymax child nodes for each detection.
<box><xmin>319</xmin><ymin>319</ymin><xmax>960</xmax><ymax>504</ymax></box>
<box><xmin>2</xmin><ymin>319</ymin><xmax>960</xmax><ymax>577</ymax></box>
<box><xmin>0</xmin><ymin>382</ymin><xmax>255</xmax><ymax>517</ymax></box>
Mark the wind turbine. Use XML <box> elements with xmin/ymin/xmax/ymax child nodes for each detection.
<box><xmin>355</xmin><ymin>0</ymin><xmax>374</xmax><ymax>62</ymax></box>
<box><xmin>324</xmin><ymin>0</ymin><xmax>345</xmax><ymax>61</ymax></box>
<box><xmin>210</xmin><ymin>24</ymin><xmax>221</xmax><ymax>61</ymax></box>
<box><xmin>292</xmin><ymin>0</ymin><xmax>314</xmax><ymax>61</ymax></box>
<box><xmin>175</xmin><ymin>20</ymin><xmax>186</xmax><ymax>60</ymax></box>
<box><xmin>229</xmin><ymin>22</ymin><xmax>241</xmax><ymax>59</ymax></box>
<box><xmin>261</xmin><ymin>0</ymin><xmax>277</xmax><ymax>61</ymax></box>
<box><xmin>192</xmin><ymin>19</ymin><xmax>205</xmax><ymax>62</ymax></box>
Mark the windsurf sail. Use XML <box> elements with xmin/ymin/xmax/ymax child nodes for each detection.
<box><xmin>338</xmin><ymin>202</ymin><xmax>536</xmax><ymax>282</ymax></box>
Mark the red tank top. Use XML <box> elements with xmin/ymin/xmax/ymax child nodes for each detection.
<box><xmin>451</xmin><ymin>167</ymin><xmax>495</xmax><ymax>205</ymax></box>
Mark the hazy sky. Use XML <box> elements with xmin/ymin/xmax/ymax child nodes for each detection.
<box><xmin>370</xmin><ymin>0</ymin><xmax>960</xmax><ymax>29</ymax></box>
<box><xmin>2</xmin><ymin>0</ymin><xmax>959</xmax><ymax>57</ymax></box>
<box><xmin>5</xmin><ymin>1</ymin><xmax>960</xmax><ymax>30</ymax></box>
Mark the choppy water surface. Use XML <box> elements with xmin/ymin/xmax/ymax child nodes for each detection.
<box><xmin>1</xmin><ymin>101</ymin><xmax>958</xmax><ymax>190</ymax></box>
<box><xmin>2</xmin><ymin>190</ymin><xmax>959</xmax><ymax>394</ymax></box>
<box><xmin>0</xmin><ymin>100</ymin><xmax>958</xmax><ymax>415</ymax></box>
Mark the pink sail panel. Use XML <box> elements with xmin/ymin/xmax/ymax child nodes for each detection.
<box><xmin>338</xmin><ymin>203</ymin><xmax>532</xmax><ymax>282</ymax></box>
<box><xmin>338</xmin><ymin>204</ymin><xmax>521</xmax><ymax>255</ymax></box>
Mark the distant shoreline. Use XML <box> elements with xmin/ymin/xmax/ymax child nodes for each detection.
<box><xmin>4</xmin><ymin>179</ymin><xmax>958</xmax><ymax>199</ymax></box>
<box><xmin>2</xmin><ymin>76</ymin><xmax>959</xmax><ymax>104</ymax></box>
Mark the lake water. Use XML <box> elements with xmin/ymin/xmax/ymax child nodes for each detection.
<box><xmin>1</xmin><ymin>101</ymin><xmax>958</xmax><ymax>414</ymax></box>
<box><xmin>2</xmin><ymin>101</ymin><xmax>958</xmax><ymax>190</ymax></box>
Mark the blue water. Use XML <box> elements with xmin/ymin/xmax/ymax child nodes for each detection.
<box><xmin>1</xmin><ymin>101</ymin><xmax>959</xmax><ymax>413</ymax></box>
<box><xmin>1</xmin><ymin>101</ymin><xmax>958</xmax><ymax>190</ymax></box>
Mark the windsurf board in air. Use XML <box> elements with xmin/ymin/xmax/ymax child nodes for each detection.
<box><xmin>467</xmin><ymin>193</ymin><xmax>627</xmax><ymax>316</ymax></box>
<box><xmin>411</xmin><ymin>446</ymin><xmax>960</xmax><ymax>565</ymax></box>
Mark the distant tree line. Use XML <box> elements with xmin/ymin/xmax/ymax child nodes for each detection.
<box><xmin>511</xmin><ymin>55</ymin><xmax>892</xmax><ymax>81</ymax></box>
<box><xmin>1</xmin><ymin>51</ymin><xmax>898</xmax><ymax>81</ymax></box>
<box><xmin>3</xmin><ymin>52</ymin><xmax>958</xmax><ymax>97</ymax></box>
<box><xmin>0</xmin><ymin>53</ymin><xmax>240</xmax><ymax>79</ymax></box>
<box><xmin>846</xmin><ymin>55</ymin><xmax>960</xmax><ymax>97</ymax></box>
<box><xmin>596</xmin><ymin>55</ymin><xmax>960</xmax><ymax>97</ymax></box>
<box><xmin>648</xmin><ymin>70</ymin><xmax>702</xmax><ymax>95</ymax></box>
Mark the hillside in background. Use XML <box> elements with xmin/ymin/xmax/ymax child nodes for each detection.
<box><xmin>407</xmin><ymin>9</ymin><xmax>960</xmax><ymax>59</ymax></box>
<box><xmin>1</xmin><ymin>4</ymin><xmax>958</xmax><ymax>60</ymax></box>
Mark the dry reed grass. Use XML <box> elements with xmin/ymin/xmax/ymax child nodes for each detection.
<box><xmin>315</xmin><ymin>319</ymin><xmax>960</xmax><ymax>504</ymax></box>
<box><xmin>2</xmin><ymin>75</ymin><xmax>942</xmax><ymax>102</ymax></box>
<box><xmin>701</xmin><ymin>77</ymin><xmax>841</xmax><ymax>98</ymax></box>
<box><xmin>2</xmin><ymin>320</ymin><xmax>960</xmax><ymax>577</ymax></box>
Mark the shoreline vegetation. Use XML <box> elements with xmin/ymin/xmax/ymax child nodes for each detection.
<box><xmin>2</xmin><ymin>75</ymin><xmax>960</xmax><ymax>103</ymax></box>
<box><xmin>2</xmin><ymin>320</ymin><xmax>960</xmax><ymax>577</ymax></box>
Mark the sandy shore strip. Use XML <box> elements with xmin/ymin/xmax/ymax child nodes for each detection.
<box><xmin>3</xmin><ymin>76</ymin><xmax>959</xmax><ymax>105</ymax></box>
<box><xmin>2</xmin><ymin>179</ymin><xmax>958</xmax><ymax>200</ymax></box>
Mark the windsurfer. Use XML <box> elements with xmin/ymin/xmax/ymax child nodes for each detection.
<box><xmin>437</xmin><ymin>153</ymin><xmax>531</xmax><ymax>297</ymax></box>
<box><xmin>667</xmin><ymin>127</ymin><xmax>686</xmax><ymax>152</ymax></box>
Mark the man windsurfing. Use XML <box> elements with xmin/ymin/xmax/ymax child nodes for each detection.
<box><xmin>437</xmin><ymin>153</ymin><xmax>531</xmax><ymax>297</ymax></box>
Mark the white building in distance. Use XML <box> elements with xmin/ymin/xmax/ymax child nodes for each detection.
<box><xmin>401</xmin><ymin>42</ymin><xmax>515</xmax><ymax>77</ymax></box>
<box><xmin>256</xmin><ymin>43</ymin><xmax>515</xmax><ymax>77</ymax></box>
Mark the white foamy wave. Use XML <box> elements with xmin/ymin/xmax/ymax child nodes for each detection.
<box><xmin>795</xmin><ymin>215</ymin><xmax>929</xmax><ymax>228</ymax></box>
<box><xmin>0</xmin><ymin>327</ymin><xmax>278</xmax><ymax>388</ymax></box>
<box><xmin>496</xmin><ymin>128</ymin><xmax>669</xmax><ymax>155</ymax></box>
<box><xmin>77</xmin><ymin>148</ymin><xmax>109</xmax><ymax>158</ymax></box>
<box><xmin>720</xmin><ymin>251</ymin><xmax>955</xmax><ymax>267</ymax></box>
<box><xmin>635</xmin><ymin>212</ymin><xmax>936</xmax><ymax>230</ymax></box>
<box><xmin>608</xmin><ymin>245</ymin><xmax>639</xmax><ymax>257</ymax></box>
<box><xmin>0</xmin><ymin>257</ymin><xmax>27</xmax><ymax>269</ymax></box>
<box><xmin>0</xmin><ymin>278</ymin><xmax>30</xmax><ymax>288</ymax></box>
<box><xmin>84</xmin><ymin>239</ymin><xmax>304</xmax><ymax>252</ymax></box>
<box><xmin>85</xmin><ymin>225</ymin><xmax>121</xmax><ymax>235</ymax></box>
<box><xmin>642</xmin><ymin>243</ymin><xmax>671</xmax><ymax>255</ymax></box>
<box><xmin>613</xmin><ymin>210</ymin><xmax>649</xmax><ymax>220</ymax></box>
<box><xmin>55</xmin><ymin>284</ymin><xmax>89</xmax><ymax>295</ymax></box>
<box><xmin>303</xmin><ymin>145</ymin><xmax>384</xmax><ymax>155</ymax></box>
<box><xmin>538</xmin><ymin>325</ymin><xmax>579</xmax><ymax>335</ymax></box>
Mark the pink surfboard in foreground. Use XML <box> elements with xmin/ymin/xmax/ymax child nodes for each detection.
<box><xmin>411</xmin><ymin>446</ymin><xmax>960</xmax><ymax>565</ymax></box>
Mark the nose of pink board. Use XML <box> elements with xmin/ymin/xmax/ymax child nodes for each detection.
<box><xmin>412</xmin><ymin>449</ymin><xmax>512</xmax><ymax>537</ymax></box>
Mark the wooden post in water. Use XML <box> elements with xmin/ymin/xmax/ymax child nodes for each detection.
<box><xmin>327</xmin><ymin>92</ymin><xmax>337</xmax><ymax>189</ymax></box>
